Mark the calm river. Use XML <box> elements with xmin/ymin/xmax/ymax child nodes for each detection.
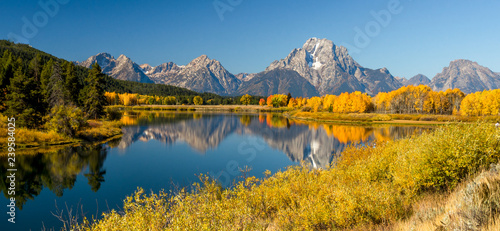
<box><xmin>1</xmin><ymin>112</ymin><xmax>432</xmax><ymax>230</ymax></box>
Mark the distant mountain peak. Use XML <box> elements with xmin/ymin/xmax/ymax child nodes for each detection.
<box><xmin>430</xmin><ymin>60</ymin><xmax>500</xmax><ymax>93</ymax></box>
<box><xmin>192</xmin><ymin>54</ymin><xmax>210</xmax><ymax>62</ymax></box>
<box><xmin>405</xmin><ymin>74</ymin><xmax>430</xmax><ymax>86</ymax></box>
<box><xmin>379</xmin><ymin>67</ymin><xmax>390</xmax><ymax>74</ymax></box>
<box><xmin>449</xmin><ymin>59</ymin><xmax>475</xmax><ymax>65</ymax></box>
<box><xmin>78</xmin><ymin>53</ymin><xmax>153</xmax><ymax>83</ymax></box>
<box><xmin>117</xmin><ymin>54</ymin><xmax>129</xmax><ymax>60</ymax></box>
<box><xmin>96</xmin><ymin>52</ymin><xmax>113</xmax><ymax>58</ymax></box>
<box><xmin>265</xmin><ymin>38</ymin><xmax>401</xmax><ymax>95</ymax></box>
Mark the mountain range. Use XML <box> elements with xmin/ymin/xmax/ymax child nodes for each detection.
<box><xmin>78</xmin><ymin>38</ymin><xmax>500</xmax><ymax>96</ymax></box>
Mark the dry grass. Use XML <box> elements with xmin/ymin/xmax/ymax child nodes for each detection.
<box><xmin>394</xmin><ymin>163</ymin><xmax>500</xmax><ymax>231</ymax></box>
<box><xmin>485</xmin><ymin>216</ymin><xmax>500</xmax><ymax>231</ymax></box>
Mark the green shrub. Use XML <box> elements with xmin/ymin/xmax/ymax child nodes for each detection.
<box><xmin>301</xmin><ymin>106</ymin><xmax>312</xmax><ymax>112</ymax></box>
<box><xmin>45</xmin><ymin>105</ymin><xmax>86</xmax><ymax>138</ymax></box>
<box><xmin>105</xmin><ymin>107</ymin><xmax>122</xmax><ymax>121</ymax></box>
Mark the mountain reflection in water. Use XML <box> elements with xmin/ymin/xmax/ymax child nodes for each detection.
<box><xmin>119</xmin><ymin>112</ymin><xmax>431</xmax><ymax>169</ymax></box>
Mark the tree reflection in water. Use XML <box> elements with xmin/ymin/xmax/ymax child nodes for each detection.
<box><xmin>0</xmin><ymin>144</ymin><xmax>110</xmax><ymax>209</ymax></box>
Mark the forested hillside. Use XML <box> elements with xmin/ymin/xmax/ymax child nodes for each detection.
<box><xmin>0</xmin><ymin>40</ymin><xmax>228</xmax><ymax>128</ymax></box>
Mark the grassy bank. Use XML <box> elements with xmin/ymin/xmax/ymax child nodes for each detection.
<box><xmin>0</xmin><ymin>113</ymin><xmax>123</xmax><ymax>149</ymax></box>
<box><xmin>71</xmin><ymin>122</ymin><xmax>500</xmax><ymax>230</ymax></box>
<box><xmin>289</xmin><ymin>110</ymin><xmax>500</xmax><ymax>125</ymax></box>
<box><xmin>109</xmin><ymin>104</ymin><xmax>292</xmax><ymax>113</ymax></box>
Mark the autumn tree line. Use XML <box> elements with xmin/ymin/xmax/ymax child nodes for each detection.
<box><xmin>108</xmin><ymin>85</ymin><xmax>500</xmax><ymax>117</ymax></box>
<box><xmin>104</xmin><ymin>92</ymin><xmax>261</xmax><ymax>106</ymax></box>
<box><xmin>262</xmin><ymin>85</ymin><xmax>500</xmax><ymax>116</ymax></box>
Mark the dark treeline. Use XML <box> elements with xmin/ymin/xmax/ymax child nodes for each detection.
<box><xmin>0</xmin><ymin>41</ymin><xmax>105</xmax><ymax>130</ymax></box>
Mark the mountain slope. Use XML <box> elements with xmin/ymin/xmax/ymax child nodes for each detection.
<box><xmin>163</xmin><ymin>55</ymin><xmax>241</xmax><ymax>95</ymax></box>
<box><xmin>141</xmin><ymin>62</ymin><xmax>183</xmax><ymax>84</ymax></box>
<box><xmin>430</xmin><ymin>59</ymin><xmax>500</xmax><ymax>93</ymax></box>
<box><xmin>236</xmin><ymin>69</ymin><xmax>319</xmax><ymax>97</ymax></box>
<box><xmin>78</xmin><ymin>53</ymin><xmax>153</xmax><ymax>83</ymax></box>
<box><xmin>265</xmin><ymin>38</ymin><xmax>402</xmax><ymax>95</ymax></box>
<box><xmin>405</xmin><ymin>74</ymin><xmax>431</xmax><ymax>86</ymax></box>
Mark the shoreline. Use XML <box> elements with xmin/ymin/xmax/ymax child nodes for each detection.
<box><xmin>118</xmin><ymin>104</ymin><xmax>490</xmax><ymax>125</ymax></box>
<box><xmin>9</xmin><ymin>105</ymin><xmax>499</xmax><ymax>150</ymax></box>
<box><xmin>2</xmin><ymin>119</ymin><xmax>123</xmax><ymax>151</ymax></box>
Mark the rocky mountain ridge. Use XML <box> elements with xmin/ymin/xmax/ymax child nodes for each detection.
<box><xmin>404</xmin><ymin>74</ymin><xmax>431</xmax><ymax>86</ymax></box>
<box><xmin>78</xmin><ymin>53</ymin><xmax>153</xmax><ymax>83</ymax></box>
<box><xmin>429</xmin><ymin>59</ymin><xmax>500</xmax><ymax>93</ymax></box>
<box><xmin>78</xmin><ymin>39</ymin><xmax>499</xmax><ymax>96</ymax></box>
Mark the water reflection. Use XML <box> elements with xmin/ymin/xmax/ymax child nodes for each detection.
<box><xmin>0</xmin><ymin>112</ymin><xmax>433</xmax><ymax>230</ymax></box>
<box><xmin>119</xmin><ymin>112</ymin><xmax>432</xmax><ymax>169</ymax></box>
<box><xmin>0</xmin><ymin>145</ymin><xmax>109</xmax><ymax>209</ymax></box>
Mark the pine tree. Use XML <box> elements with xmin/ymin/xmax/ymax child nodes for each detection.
<box><xmin>0</xmin><ymin>50</ymin><xmax>14</xmax><ymax>111</ymax></box>
<box><xmin>40</xmin><ymin>59</ymin><xmax>54</xmax><ymax>101</ymax></box>
<box><xmin>63</xmin><ymin>61</ymin><xmax>81</xmax><ymax>106</ymax></box>
<box><xmin>47</xmin><ymin>63</ymin><xmax>71</xmax><ymax>108</ymax></box>
<box><xmin>5</xmin><ymin>58</ymin><xmax>41</xmax><ymax>127</ymax></box>
<box><xmin>83</xmin><ymin>63</ymin><xmax>106</xmax><ymax>119</ymax></box>
<box><xmin>28</xmin><ymin>54</ymin><xmax>42</xmax><ymax>82</ymax></box>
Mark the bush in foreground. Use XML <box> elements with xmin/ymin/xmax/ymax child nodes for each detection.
<box><xmin>75</xmin><ymin>122</ymin><xmax>500</xmax><ymax>230</ymax></box>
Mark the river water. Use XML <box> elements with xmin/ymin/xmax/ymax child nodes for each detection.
<box><xmin>0</xmin><ymin>112</ymin><xmax>432</xmax><ymax>230</ymax></box>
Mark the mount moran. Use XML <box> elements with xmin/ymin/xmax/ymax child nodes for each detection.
<box><xmin>78</xmin><ymin>38</ymin><xmax>500</xmax><ymax>96</ymax></box>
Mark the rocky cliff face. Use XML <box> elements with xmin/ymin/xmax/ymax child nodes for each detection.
<box><xmin>430</xmin><ymin>59</ymin><xmax>500</xmax><ymax>93</ymax></box>
<box><xmin>235</xmin><ymin>73</ymin><xmax>257</xmax><ymax>82</ymax></box>
<box><xmin>78</xmin><ymin>53</ymin><xmax>153</xmax><ymax>83</ymax></box>
<box><xmin>141</xmin><ymin>62</ymin><xmax>184</xmax><ymax>84</ymax></box>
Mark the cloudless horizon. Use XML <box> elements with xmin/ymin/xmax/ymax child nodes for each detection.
<box><xmin>1</xmin><ymin>0</ymin><xmax>499</xmax><ymax>79</ymax></box>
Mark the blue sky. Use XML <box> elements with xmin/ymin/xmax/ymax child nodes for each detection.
<box><xmin>1</xmin><ymin>0</ymin><xmax>499</xmax><ymax>79</ymax></box>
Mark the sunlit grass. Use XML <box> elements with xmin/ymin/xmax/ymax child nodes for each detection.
<box><xmin>0</xmin><ymin>113</ymin><xmax>70</xmax><ymax>147</ymax></box>
<box><xmin>292</xmin><ymin>111</ymin><xmax>392</xmax><ymax>122</ymax></box>
<box><xmin>76</xmin><ymin>120</ymin><xmax>123</xmax><ymax>141</ymax></box>
<box><xmin>291</xmin><ymin>110</ymin><xmax>500</xmax><ymax>124</ymax></box>
<box><xmin>0</xmin><ymin>113</ymin><xmax>123</xmax><ymax>149</ymax></box>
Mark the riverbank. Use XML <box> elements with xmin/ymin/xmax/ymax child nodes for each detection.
<box><xmin>0</xmin><ymin>115</ymin><xmax>123</xmax><ymax>150</ymax></box>
<box><xmin>116</xmin><ymin>105</ymin><xmax>500</xmax><ymax>125</ymax></box>
<box><xmin>287</xmin><ymin>110</ymin><xmax>500</xmax><ymax>125</ymax></box>
<box><xmin>5</xmin><ymin>106</ymin><xmax>499</xmax><ymax>149</ymax></box>
<box><xmin>72</xmin><ymin>122</ymin><xmax>500</xmax><ymax>230</ymax></box>
<box><xmin>109</xmin><ymin>104</ymin><xmax>292</xmax><ymax>113</ymax></box>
